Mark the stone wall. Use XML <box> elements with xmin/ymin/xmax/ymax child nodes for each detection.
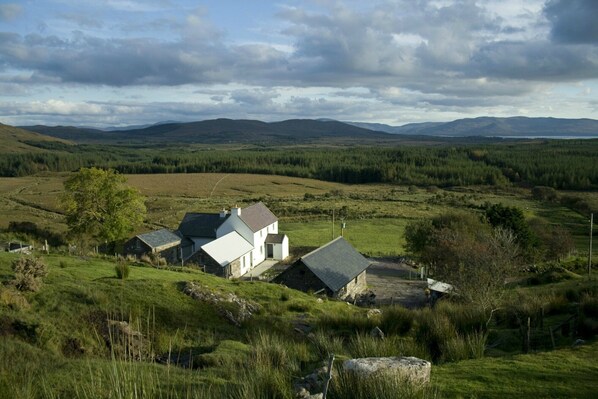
<box><xmin>186</xmin><ymin>249</ymin><xmax>242</xmax><ymax>279</ymax></box>
<box><xmin>335</xmin><ymin>270</ymin><xmax>367</xmax><ymax>300</ymax></box>
<box><xmin>273</xmin><ymin>262</ymin><xmax>331</xmax><ymax>295</ymax></box>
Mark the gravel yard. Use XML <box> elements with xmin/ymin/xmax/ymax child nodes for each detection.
<box><xmin>367</xmin><ymin>258</ymin><xmax>428</xmax><ymax>308</ymax></box>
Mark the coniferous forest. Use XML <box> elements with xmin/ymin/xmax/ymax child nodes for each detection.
<box><xmin>1</xmin><ymin>139</ymin><xmax>597</xmax><ymax>190</ymax></box>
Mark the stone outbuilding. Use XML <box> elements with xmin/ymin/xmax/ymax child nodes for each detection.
<box><xmin>123</xmin><ymin>228</ymin><xmax>181</xmax><ymax>263</ymax></box>
<box><xmin>273</xmin><ymin>237</ymin><xmax>370</xmax><ymax>299</ymax></box>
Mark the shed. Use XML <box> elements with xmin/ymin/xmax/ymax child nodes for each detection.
<box><xmin>124</xmin><ymin>229</ymin><xmax>181</xmax><ymax>263</ymax></box>
<box><xmin>273</xmin><ymin>237</ymin><xmax>371</xmax><ymax>299</ymax></box>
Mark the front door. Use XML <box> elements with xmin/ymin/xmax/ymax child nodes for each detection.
<box><xmin>266</xmin><ymin>244</ymin><xmax>274</xmax><ymax>258</ymax></box>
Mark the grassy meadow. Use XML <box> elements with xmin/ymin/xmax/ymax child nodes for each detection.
<box><xmin>0</xmin><ymin>172</ymin><xmax>595</xmax><ymax>257</ymax></box>
<box><xmin>1</xmin><ymin>249</ymin><xmax>598</xmax><ymax>398</ymax></box>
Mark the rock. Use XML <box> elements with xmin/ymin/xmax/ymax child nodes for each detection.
<box><xmin>343</xmin><ymin>356</ymin><xmax>431</xmax><ymax>385</ymax></box>
<box><xmin>572</xmin><ymin>338</ymin><xmax>585</xmax><ymax>347</ymax></box>
<box><xmin>316</xmin><ymin>298</ymin><xmax>323</xmax><ymax>303</ymax></box>
<box><xmin>370</xmin><ymin>326</ymin><xmax>385</xmax><ymax>340</ymax></box>
<box><xmin>295</xmin><ymin>387</ymin><xmax>310</xmax><ymax>398</ymax></box>
<box><xmin>367</xmin><ymin>309</ymin><xmax>382</xmax><ymax>318</ymax></box>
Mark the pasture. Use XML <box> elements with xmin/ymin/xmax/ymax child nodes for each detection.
<box><xmin>0</xmin><ymin>172</ymin><xmax>594</xmax><ymax>256</ymax></box>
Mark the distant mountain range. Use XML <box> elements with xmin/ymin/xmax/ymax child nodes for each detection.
<box><xmin>17</xmin><ymin>116</ymin><xmax>598</xmax><ymax>145</ymax></box>
<box><xmin>347</xmin><ymin>117</ymin><xmax>598</xmax><ymax>137</ymax></box>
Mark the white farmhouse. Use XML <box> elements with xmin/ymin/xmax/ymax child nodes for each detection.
<box><xmin>177</xmin><ymin>202</ymin><xmax>289</xmax><ymax>278</ymax></box>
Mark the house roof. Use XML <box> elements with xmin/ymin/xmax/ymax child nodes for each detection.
<box><xmin>137</xmin><ymin>229</ymin><xmax>181</xmax><ymax>249</ymax></box>
<box><xmin>300</xmin><ymin>237</ymin><xmax>371</xmax><ymax>293</ymax></box>
<box><xmin>239</xmin><ymin>202</ymin><xmax>277</xmax><ymax>232</ymax></box>
<box><xmin>177</xmin><ymin>213</ymin><xmax>229</xmax><ymax>238</ymax></box>
<box><xmin>265</xmin><ymin>233</ymin><xmax>286</xmax><ymax>244</ymax></box>
<box><xmin>201</xmin><ymin>232</ymin><xmax>253</xmax><ymax>267</ymax></box>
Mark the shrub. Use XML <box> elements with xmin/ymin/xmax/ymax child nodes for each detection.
<box><xmin>11</xmin><ymin>257</ymin><xmax>48</xmax><ymax>292</ymax></box>
<box><xmin>115</xmin><ymin>261</ymin><xmax>130</xmax><ymax>280</ymax></box>
<box><xmin>380</xmin><ymin>306</ymin><xmax>415</xmax><ymax>335</ymax></box>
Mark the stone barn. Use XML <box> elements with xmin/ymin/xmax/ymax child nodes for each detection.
<box><xmin>274</xmin><ymin>237</ymin><xmax>371</xmax><ymax>299</ymax></box>
<box><xmin>124</xmin><ymin>229</ymin><xmax>181</xmax><ymax>263</ymax></box>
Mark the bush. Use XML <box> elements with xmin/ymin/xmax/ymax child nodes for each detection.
<box><xmin>380</xmin><ymin>306</ymin><xmax>415</xmax><ymax>335</ymax></box>
<box><xmin>115</xmin><ymin>261</ymin><xmax>130</xmax><ymax>280</ymax></box>
<box><xmin>11</xmin><ymin>257</ymin><xmax>48</xmax><ymax>292</ymax></box>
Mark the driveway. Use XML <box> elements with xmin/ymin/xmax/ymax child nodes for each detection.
<box><xmin>367</xmin><ymin>258</ymin><xmax>428</xmax><ymax>308</ymax></box>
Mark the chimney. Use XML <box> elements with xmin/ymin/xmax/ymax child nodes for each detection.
<box><xmin>219</xmin><ymin>208</ymin><xmax>228</xmax><ymax>218</ymax></box>
<box><xmin>231</xmin><ymin>205</ymin><xmax>241</xmax><ymax>216</ymax></box>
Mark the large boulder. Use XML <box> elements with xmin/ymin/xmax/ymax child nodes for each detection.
<box><xmin>342</xmin><ymin>356</ymin><xmax>431</xmax><ymax>385</ymax></box>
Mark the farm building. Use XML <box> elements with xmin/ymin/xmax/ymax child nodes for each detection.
<box><xmin>179</xmin><ymin>202</ymin><xmax>289</xmax><ymax>278</ymax></box>
<box><xmin>273</xmin><ymin>237</ymin><xmax>370</xmax><ymax>299</ymax></box>
<box><xmin>123</xmin><ymin>228</ymin><xmax>181</xmax><ymax>263</ymax></box>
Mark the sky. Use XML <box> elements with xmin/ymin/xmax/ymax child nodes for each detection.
<box><xmin>0</xmin><ymin>0</ymin><xmax>597</xmax><ymax>128</ymax></box>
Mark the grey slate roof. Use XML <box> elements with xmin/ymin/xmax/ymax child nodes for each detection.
<box><xmin>177</xmin><ymin>213</ymin><xmax>229</xmax><ymax>238</ymax></box>
<box><xmin>300</xmin><ymin>237</ymin><xmax>371</xmax><ymax>292</ymax></box>
<box><xmin>265</xmin><ymin>233</ymin><xmax>286</xmax><ymax>244</ymax></box>
<box><xmin>239</xmin><ymin>202</ymin><xmax>277</xmax><ymax>232</ymax></box>
<box><xmin>137</xmin><ymin>229</ymin><xmax>181</xmax><ymax>249</ymax></box>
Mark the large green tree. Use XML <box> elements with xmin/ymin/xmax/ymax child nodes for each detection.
<box><xmin>405</xmin><ymin>212</ymin><xmax>521</xmax><ymax>318</ymax></box>
<box><xmin>62</xmin><ymin>167</ymin><xmax>146</xmax><ymax>246</ymax></box>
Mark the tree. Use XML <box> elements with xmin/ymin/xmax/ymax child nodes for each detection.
<box><xmin>405</xmin><ymin>212</ymin><xmax>521</xmax><ymax>321</ymax></box>
<box><xmin>62</xmin><ymin>167</ymin><xmax>146</xmax><ymax>247</ymax></box>
<box><xmin>484</xmin><ymin>203</ymin><xmax>536</xmax><ymax>251</ymax></box>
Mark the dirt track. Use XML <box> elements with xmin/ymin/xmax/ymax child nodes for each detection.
<box><xmin>367</xmin><ymin>258</ymin><xmax>427</xmax><ymax>308</ymax></box>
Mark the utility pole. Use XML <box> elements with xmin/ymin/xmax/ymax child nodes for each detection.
<box><xmin>332</xmin><ymin>207</ymin><xmax>335</xmax><ymax>240</ymax></box>
<box><xmin>589</xmin><ymin>213</ymin><xmax>594</xmax><ymax>276</ymax></box>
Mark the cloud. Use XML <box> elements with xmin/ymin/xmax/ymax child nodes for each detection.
<box><xmin>544</xmin><ymin>0</ymin><xmax>598</xmax><ymax>44</ymax></box>
<box><xmin>0</xmin><ymin>3</ymin><xmax>21</xmax><ymax>21</ymax></box>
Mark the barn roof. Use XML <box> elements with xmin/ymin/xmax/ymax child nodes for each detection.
<box><xmin>201</xmin><ymin>232</ymin><xmax>253</xmax><ymax>267</ymax></box>
<box><xmin>300</xmin><ymin>237</ymin><xmax>371</xmax><ymax>293</ymax></box>
<box><xmin>177</xmin><ymin>213</ymin><xmax>229</xmax><ymax>238</ymax></box>
<box><xmin>238</xmin><ymin>202</ymin><xmax>277</xmax><ymax>232</ymax></box>
<box><xmin>137</xmin><ymin>229</ymin><xmax>181</xmax><ymax>249</ymax></box>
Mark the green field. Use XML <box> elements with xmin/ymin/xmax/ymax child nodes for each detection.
<box><xmin>1</xmin><ymin>172</ymin><xmax>594</xmax><ymax>257</ymax></box>
<box><xmin>1</xmin><ymin>250</ymin><xmax>598</xmax><ymax>398</ymax></box>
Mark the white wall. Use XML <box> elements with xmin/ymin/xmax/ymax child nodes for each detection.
<box><xmin>217</xmin><ymin>212</ymin><xmax>279</xmax><ymax>267</ymax></box>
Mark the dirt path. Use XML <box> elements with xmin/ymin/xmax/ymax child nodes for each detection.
<box><xmin>367</xmin><ymin>258</ymin><xmax>428</xmax><ymax>308</ymax></box>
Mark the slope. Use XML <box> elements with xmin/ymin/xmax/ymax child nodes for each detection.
<box><xmin>0</xmin><ymin>123</ymin><xmax>73</xmax><ymax>153</ymax></box>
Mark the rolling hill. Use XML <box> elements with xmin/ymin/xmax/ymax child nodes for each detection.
<box><xmin>21</xmin><ymin>118</ymin><xmax>393</xmax><ymax>144</ymax></box>
<box><xmin>0</xmin><ymin>123</ymin><xmax>72</xmax><ymax>153</ymax></box>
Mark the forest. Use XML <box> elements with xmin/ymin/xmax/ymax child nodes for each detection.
<box><xmin>1</xmin><ymin>139</ymin><xmax>597</xmax><ymax>190</ymax></box>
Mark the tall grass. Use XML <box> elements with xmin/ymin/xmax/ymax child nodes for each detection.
<box><xmin>329</xmin><ymin>370</ymin><xmax>440</xmax><ymax>399</ymax></box>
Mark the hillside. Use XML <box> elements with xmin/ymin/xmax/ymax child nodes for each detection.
<box><xmin>0</xmin><ymin>123</ymin><xmax>72</xmax><ymax>153</ymax></box>
<box><xmin>21</xmin><ymin>118</ymin><xmax>394</xmax><ymax>144</ymax></box>
<box><xmin>349</xmin><ymin>116</ymin><xmax>598</xmax><ymax>137</ymax></box>
<box><xmin>1</xmin><ymin>251</ymin><xmax>597</xmax><ymax>398</ymax></box>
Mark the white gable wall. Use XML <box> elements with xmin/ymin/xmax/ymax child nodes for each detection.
<box><xmin>217</xmin><ymin>213</ymin><xmax>278</xmax><ymax>268</ymax></box>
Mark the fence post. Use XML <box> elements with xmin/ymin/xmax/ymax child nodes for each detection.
<box><xmin>322</xmin><ymin>353</ymin><xmax>335</xmax><ymax>399</ymax></box>
<box><xmin>524</xmin><ymin>317</ymin><xmax>531</xmax><ymax>354</ymax></box>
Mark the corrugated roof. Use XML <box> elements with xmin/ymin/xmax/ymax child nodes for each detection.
<box><xmin>301</xmin><ymin>237</ymin><xmax>371</xmax><ymax>292</ymax></box>
<box><xmin>201</xmin><ymin>232</ymin><xmax>253</xmax><ymax>267</ymax></box>
<box><xmin>265</xmin><ymin>233</ymin><xmax>286</xmax><ymax>244</ymax></box>
<box><xmin>137</xmin><ymin>229</ymin><xmax>181</xmax><ymax>249</ymax></box>
<box><xmin>239</xmin><ymin>202</ymin><xmax>277</xmax><ymax>232</ymax></box>
<box><xmin>177</xmin><ymin>213</ymin><xmax>229</xmax><ymax>238</ymax></box>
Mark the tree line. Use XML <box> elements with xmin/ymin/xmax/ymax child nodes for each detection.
<box><xmin>1</xmin><ymin>140</ymin><xmax>597</xmax><ymax>189</ymax></box>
